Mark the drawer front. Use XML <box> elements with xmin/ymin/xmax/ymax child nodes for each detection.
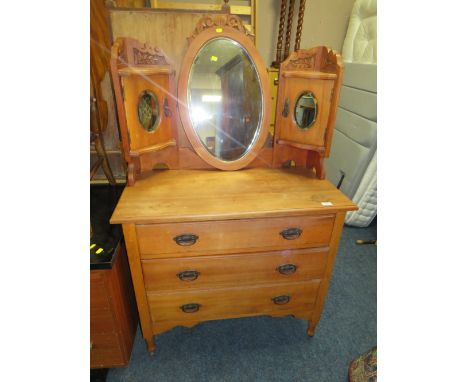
<box><xmin>90</xmin><ymin>271</ymin><xmax>111</xmax><ymax>314</ymax></box>
<box><xmin>91</xmin><ymin>310</ymin><xmax>117</xmax><ymax>335</ymax></box>
<box><xmin>142</xmin><ymin>248</ymin><xmax>328</xmax><ymax>292</ymax></box>
<box><xmin>137</xmin><ymin>215</ymin><xmax>335</xmax><ymax>258</ymax></box>
<box><xmin>147</xmin><ymin>280</ymin><xmax>320</xmax><ymax>324</ymax></box>
<box><xmin>90</xmin><ymin>333</ymin><xmax>124</xmax><ymax>368</ymax></box>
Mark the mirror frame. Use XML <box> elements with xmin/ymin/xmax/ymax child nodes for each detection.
<box><xmin>178</xmin><ymin>17</ymin><xmax>271</xmax><ymax>171</ymax></box>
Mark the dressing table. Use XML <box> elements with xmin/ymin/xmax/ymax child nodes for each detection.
<box><xmin>110</xmin><ymin>14</ymin><xmax>357</xmax><ymax>354</ymax></box>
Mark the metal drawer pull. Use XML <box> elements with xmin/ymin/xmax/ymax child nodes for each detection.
<box><xmin>177</xmin><ymin>270</ymin><xmax>200</xmax><ymax>281</ymax></box>
<box><xmin>272</xmin><ymin>295</ymin><xmax>290</xmax><ymax>305</ymax></box>
<box><xmin>277</xmin><ymin>263</ymin><xmax>297</xmax><ymax>275</ymax></box>
<box><xmin>174</xmin><ymin>233</ymin><xmax>199</xmax><ymax>246</ymax></box>
<box><xmin>180</xmin><ymin>303</ymin><xmax>201</xmax><ymax>313</ymax></box>
<box><xmin>280</xmin><ymin>228</ymin><xmax>302</xmax><ymax>240</ymax></box>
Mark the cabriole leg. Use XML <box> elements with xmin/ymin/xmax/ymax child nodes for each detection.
<box><xmin>307</xmin><ymin>320</ymin><xmax>317</xmax><ymax>337</ymax></box>
<box><xmin>145</xmin><ymin>337</ymin><xmax>155</xmax><ymax>354</ymax></box>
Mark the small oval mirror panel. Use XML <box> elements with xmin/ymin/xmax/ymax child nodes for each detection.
<box><xmin>138</xmin><ymin>90</ymin><xmax>160</xmax><ymax>132</ymax></box>
<box><xmin>188</xmin><ymin>38</ymin><xmax>263</xmax><ymax>161</ymax></box>
<box><xmin>294</xmin><ymin>91</ymin><xmax>318</xmax><ymax>129</ymax></box>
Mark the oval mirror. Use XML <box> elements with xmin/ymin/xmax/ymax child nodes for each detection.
<box><xmin>294</xmin><ymin>91</ymin><xmax>318</xmax><ymax>129</ymax></box>
<box><xmin>137</xmin><ymin>90</ymin><xmax>160</xmax><ymax>132</ymax></box>
<box><xmin>178</xmin><ymin>26</ymin><xmax>270</xmax><ymax>170</ymax></box>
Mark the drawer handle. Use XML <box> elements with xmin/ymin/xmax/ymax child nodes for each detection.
<box><xmin>277</xmin><ymin>263</ymin><xmax>297</xmax><ymax>275</ymax></box>
<box><xmin>280</xmin><ymin>228</ymin><xmax>302</xmax><ymax>240</ymax></box>
<box><xmin>174</xmin><ymin>233</ymin><xmax>199</xmax><ymax>246</ymax></box>
<box><xmin>180</xmin><ymin>303</ymin><xmax>201</xmax><ymax>313</ymax></box>
<box><xmin>272</xmin><ymin>295</ymin><xmax>290</xmax><ymax>305</ymax></box>
<box><xmin>177</xmin><ymin>270</ymin><xmax>200</xmax><ymax>281</ymax></box>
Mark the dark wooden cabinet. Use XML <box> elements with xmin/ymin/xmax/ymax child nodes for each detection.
<box><xmin>90</xmin><ymin>242</ymin><xmax>138</xmax><ymax>368</ymax></box>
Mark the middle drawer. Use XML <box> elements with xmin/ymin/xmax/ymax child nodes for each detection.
<box><xmin>141</xmin><ymin>248</ymin><xmax>328</xmax><ymax>292</ymax></box>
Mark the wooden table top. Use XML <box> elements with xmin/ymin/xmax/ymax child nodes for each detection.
<box><xmin>110</xmin><ymin>168</ymin><xmax>357</xmax><ymax>224</ymax></box>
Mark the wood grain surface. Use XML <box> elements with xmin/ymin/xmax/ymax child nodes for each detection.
<box><xmin>141</xmin><ymin>247</ymin><xmax>328</xmax><ymax>291</ymax></box>
<box><xmin>136</xmin><ymin>214</ymin><xmax>334</xmax><ymax>257</ymax></box>
<box><xmin>110</xmin><ymin>168</ymin><xmax>357</xmax><ymax>224</ymax></box>
<box><xmin>147</xmin><ymin>279</ymin><xmax>321</xmax><ymax>326</ymax></box>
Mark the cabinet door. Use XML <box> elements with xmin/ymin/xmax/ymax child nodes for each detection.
<box><xmin>122</xmin><ymin>73</ymin><xmax>175</xmax><ymax>153</ymax></box>
<box><xmin>277</xmin><ymin>75</ymin><xmax>334</xmax><ymax>150</ymax></box>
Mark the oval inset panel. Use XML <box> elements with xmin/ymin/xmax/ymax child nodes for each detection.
<box><xmin>137</xmin><ymin>90</ymin><xmax>160</xmax><ymax>132</ymax></box>
<box><xmin>294</xmin><ymin>91</ymin><xmax>318</xmax><ymax>129</ymax></box>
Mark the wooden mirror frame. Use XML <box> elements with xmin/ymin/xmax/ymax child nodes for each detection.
<box><xmin>178</xmin><ymin>15</ymin><xmax>271</xmax><ymax>171</ymax></box>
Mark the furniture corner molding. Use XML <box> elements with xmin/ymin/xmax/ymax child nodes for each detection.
<box><xmin>188</xmin><ymin>14</ymin><xmax>254</xmax><ymax>44</ymax></box>
<box><xmin>323</xmin><ymin>48</ymin><xmax>343</xmax><ymax>72</ymax></box>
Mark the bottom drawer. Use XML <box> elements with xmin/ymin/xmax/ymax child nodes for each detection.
<box><xmin>147</xmin><ymin>280</ymin><xmax>321</xmax><ymax>325</ymax></box>
<box><xmin>90</xmin><ymin>333</ymin><xmax>123</xmax><ymax>368</ymax></box>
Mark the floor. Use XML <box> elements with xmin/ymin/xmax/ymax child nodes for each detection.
<box><xmin>103</xmin><ymin>221</ymin><xmax>377</xmax><ymax>382</ymax></box>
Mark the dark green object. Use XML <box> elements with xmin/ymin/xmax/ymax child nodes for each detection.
<box><xmin>138</xmin><ymin>90</ymin><xmax>160</xmax><ymax>132</ymax></box>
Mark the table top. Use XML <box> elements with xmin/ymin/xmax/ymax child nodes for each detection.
<box><xmin>111</xmin><ymin>168</ymin><xmax>357</xmax><ymax>224</ymax></box>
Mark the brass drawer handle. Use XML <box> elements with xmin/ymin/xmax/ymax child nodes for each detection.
<box><xmin>272</xmin><ymin>295</ymin><xmax>290</xmax><ymax>305</ymax></box>
<box><xmin>174</xmin><ymin>233</ymin><xmax>199</xmax><ymax>246</ymax></box>
<box><xmin>277</xmin><ymin>263</ymin><xmax>297</xmax><ymax>275</ymax></box>
<box><xmin>177</xmin><ymin>270</ymin><xmax>200</xmax><ymax>281</ymax></box>
<box><xmin>180</xmin><ymin>303</ymin><xmax>201</xmax><ymax>313</ymax></box>
<box><xmin>90</xmin><ymin>341</ymin><xmax>93</xmax><ymax>350</ymax></box>
<box><xmin>280</xmin><ymin>228</ymin><xmax>302</xmax><ymax>240</ymax></box>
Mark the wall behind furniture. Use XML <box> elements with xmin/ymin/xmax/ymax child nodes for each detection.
<box><xmin>110</xmin><ymin>0</ymin><xmax>355</xmax><ymax>68</ymax></box>
<box><xmin>257</xmin><ymin>0</ymin><xmax>355</xmax><ymax>66</ymax></box>
<box><xmin>108</xmin><ymin>1</ymin><xmax>355</xmax><ymax>152</ymax></box>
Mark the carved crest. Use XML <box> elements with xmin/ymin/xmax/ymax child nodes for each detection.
<box><xmin>188</xmin><ymin>15</ymin><xmax>254</xmax><ymax>44</ymax></box>
<box><xmin>282</xmin><ymin>47</ymin><xmax>340</xmax><ymax>72</ymax></box>
<box><xmin>282</xmin><ymin>49</ymin><xmax>322</xmax><ymax>71</ymax></box>
<box><xmin>133</xmin><ymin>46</ymin><xmax>169</xmax><ymax>66</ymax></box>
<box><xmin>113</xmin><ymin>38</ymin><xmax>172</xmax><ymax>67</ymax></box>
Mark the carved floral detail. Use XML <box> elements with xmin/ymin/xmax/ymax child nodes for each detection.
<box><xmin>133</xmin><ymin>46</ymin><xmax>169</xmax><ymax>65</ymax></box>
<box><xmin>282</xmin><ymin>47</ymin><xmax>340</xmax><ymax>71</ymax></box>
<box><xmin>284</xmin><ymin>51</ymin><xmax>319</xmax><ymax>70</ymax></box>
<box><xmin>189</xmin><ymin>15</ymin><xmax>254</xmax><ymax>44</ymax></box>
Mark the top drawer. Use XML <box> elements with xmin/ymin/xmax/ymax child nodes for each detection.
<box><xmin>136</xmin><ymin>214</ymin><xmax>335</xmax><ymax>258</ymax></box>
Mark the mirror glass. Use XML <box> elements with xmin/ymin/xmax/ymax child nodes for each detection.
<box><xmin>138</xmin><ymin>90</ymin><xmax>160</xmax><ymax>132</ymax></box>
<box><xmin>294</xmin><ymin>91</ymin><xmax>318</xmax><ymax>129</ymax></box>
<box><xmin>188</xmin><ymin>38</ymin><xmax>263</xmax><ymax>161</ymax></box>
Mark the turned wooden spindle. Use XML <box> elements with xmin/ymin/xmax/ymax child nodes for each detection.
<box><xmin>294</xmin><ymin>0</ymin><xmax>306</xmax><ymax>51</ymax></box>
<box><xmin>273</xmin><ymin>0</ymin><xmax>288</xmax><ymax>68</ymax></box>
<box><xmin>221</xmin><ymin>0</ymin><xmax>230</xmax><ymax>12</ymax></box>
<box><xmin>283</xmin><ymin>0</ymin><xmax>295</xmax><ymax>61</ymax></box>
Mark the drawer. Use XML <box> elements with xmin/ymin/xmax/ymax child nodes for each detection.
<box><xmin>90</xmin><ymin>333</ymin><xmax>124</xmax><ymax>368</ymax></box>
<box><xmin>90</xmin><ymin>271</ymin><xmax>111</xmax><ymax>313</ymax></box>
<box><xmin>137</xmin><ymin>214</ymin><xmax>335</xmax><ymax>258</ymax></box>
<box><xmin>147</xmin><ymin>280</ymin><xmax>321</xmax><ymax>324</ymax></box>
<box><xmin>142</xmin><ymin>248</ymin><xmax>328</xmax><ymax>292</ymax></box>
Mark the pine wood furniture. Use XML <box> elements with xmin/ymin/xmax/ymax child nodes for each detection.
<box><xmin>90</xmin><ymin>241</ymin><xmax>138</xmax><ymax>368</ymax></box>
<box><xmin>110</xmin><ymin>14</ymin><xmax>356</xmax><ymax>354</ymax></box>
<box><xmin>111</xmin><ymin>168</ymin><xmax>356</xmax><ymax>353</ymax></box>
